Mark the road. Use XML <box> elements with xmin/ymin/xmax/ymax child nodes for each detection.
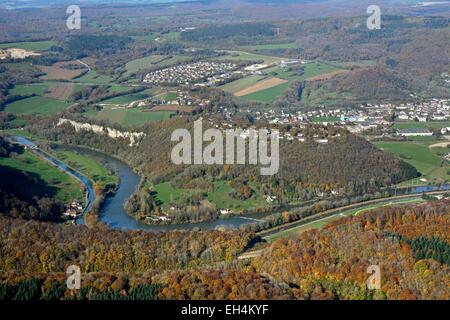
<box><xmin>258</xmin><ymin>191</ymin><xmax>447</xmax><ymax>241</ymax></box>
<box><xmin>236</xmin><ymin>190</ymin><xmax>447</xmax><ymax>260</ymax></box>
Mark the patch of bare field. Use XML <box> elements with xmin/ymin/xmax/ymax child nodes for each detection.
<box><xmin>0</xmin><ymin>48</ymin><xmax>40</xmax><ymax>60</ymax></box>
<box><xmin>38</xmin><ymin>61</ymin><xmax>87</xmax><ymax>80</ymax></box>
<box><xmin>306</xmin><ymin>69</ymin><xmax>351</xmax><ymax>81</ymax></box>
<box><xmin>234</xmin><ymin>77</ymin><xmax>288</xmax><ymax>96</ymax></box>
<box><xmin>45</xmin><ymin>83</ymin><xmax>75</xmax><ymax>100</ymax></box>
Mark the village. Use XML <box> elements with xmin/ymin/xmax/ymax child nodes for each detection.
<box><xmin>63</xmin><ymin>200</ymin><xmax>84</xmax><ymax>219</ymax></box>
<box><xmin>228</xmin><ymin>98</ymin><xmax>450</xmax><ymax>137</ymax></box>
<box><xmin>143</xmin><ymin>61</ymin><xmax>238</xmax><ymax>86</ymax></box>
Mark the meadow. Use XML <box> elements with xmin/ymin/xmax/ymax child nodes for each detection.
<box><xmin>73</xmin><ymin>70</ymin><xmax>114</xmax><ymax>84</ymax></box>
<box><xmin>240</xmin><ymin>82</ymin><xmax>290</xmax><ymax>103</ymax></box>
<box><xmin>123</xmin><ymin>55</ymin><xmax>167</xmax><ymax>76</ymax></box>
<box><xmin>220</xmin><ymin>75</ymin><xmax>267</xmax><ymax>93</ymax></box>
<box><xmin>393</xmin><ymin>121</ymin><xmax>450</xmax><ymax>130</ymax></box>
<box><xmin>100</xmin><ymin>89</ymin><xmax>154</xmax><ymax>105</ymax></box>
<box><xmin>225</xmin><ymin>62</ymin><xmax>343</xmax><ymax>103</ymax></box>
<box><xmin>154</xmin><ymin>180</ymin><xmax>267</xmax><ymax>212</ymax></box>
<box><xmin>54</xmin><ymin>150</ymin><xmax>118</xmax><ymax>189</ymax></box>
<box><xmin>375</xmin><ymin>141</ymin><xmax>449</xmax><ymax>184</ymax></box>
<box><xmin>0</xmin><ymin>150</ymin><xmax>83</xmax><ymax>203</ymax></box>
<box><xmin>0</xmin><ymin>40</ymin><xmax>57</xmax><ymax>52</ymax></box>
<box><xmin>4</xmin><ymin>96</ymin><xmax>70</xmax><ymax>115</ymax></box>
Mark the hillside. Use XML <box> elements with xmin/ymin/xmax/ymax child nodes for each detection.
<box><xmin>252</xmin><ymin>200</ymin><xmax>450</xmax><ymax>300</ymax></box>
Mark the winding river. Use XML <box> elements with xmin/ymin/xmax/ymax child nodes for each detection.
<box><xmin>12</xmin><ymin>136</ymin><xmax>450</xmax><ymax>232</ymax></box>
<box><xmin>75</xmin><ymin>148</ymin><xmax>273</xmax><ymax>231</ymax></box>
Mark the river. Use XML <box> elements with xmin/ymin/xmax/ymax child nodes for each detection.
<box><xmin>57</xmin><ymin>146</ymin><xmax>273</xmax><ymax>231</ymax></box>
<box><xmin>12</xmin><ymin>136</ymin><xmax>450</xmax><ymax>232</ymax></box>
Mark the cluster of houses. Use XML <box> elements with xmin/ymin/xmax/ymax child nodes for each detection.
<box><xmin>152</xmin><ymin>90</ymin><xmax>210</xmax><ymax>108</ymax></box>
<box><xmin>205</xmin><ymin>115</ymin><xmax>339</xmax><ymax>145</ymax></box>
<box><xmin>63</xmin><ymin>200</ymin><xmax>84</xmax><ymax>219</ymax></box>
<box><xmin>226</xmin><ymin>98</ymin><xmax>450</xmax><ymax>136</ymax></box>
<box><xmin>393</xmin><ymin>99</ymin><xmax>450</xmax><ymax>122</ymax></box>
<box><xmin>143</xmin><ymin>61</ymin><xmax>238</xmax><ymax>86</ymax></box>
<box><xmin>145</xmin><ymin>215</ymin><xmax>172</xmax><ymax>223</ymax></box>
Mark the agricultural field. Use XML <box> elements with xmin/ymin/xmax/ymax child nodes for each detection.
<box><xmin>123</xmin><ymin>55</ymin><xmax>168</xmax><ymax>76</ymax></box>
<box><xmin>100</xmin><ymin>89</ymin><xmax>154</xmax><ymax>105</ymax></box>
<box><xmin>45</xmin><ymin>83</ymin><xmax>76</xmax><ymax>100</ymax></box>
<box><xmin>53</xmin><ymin>150</ymin><xmax>118</xmax><ymax>189</ymax></box>
<box><xmin>4</xmin><ymin>96</ymin><xmax>70</xmax><ymax>115</ymax></box>
<box><xmin>7</xmin><ymin>82</ymin><xmax>87</xmax><ymax>102</ymax></box>
<box><xmin>270</xmin><ymin>62</ymin><xmax>342</xmax><ymax>81</ymax></box>
<box><xmin>225</xmin><ymin>62</ymin><xmax>344</xmax><ymax>103</ymax></box>
<box><xmin>309</xmin><ymin>116</ymin><xmax>341</xmax><ymax>123</ymax></box>
<box><xmin>154</xmin><ymin>180</ymin><xmax>267</xmax><ymax>212</ymax></box>
<box><xmin>73</xmin><ymin>70</ymin><xmax>114</xmax><ymax>84</ymax></box>
<box><xmin>393</xmin><ymin>121</ymin><xmax>450</xmax><ymax>130</ymax></box>
<box><xmin>8</xmin><ymin>83</ymin><xmax>49</xmax><ymax>96</ymax></box>
<box><xmin>234</xmin><ymin>77</ymin><xmax>288</xmax><ymax>97</ymax></box>
<box><xmin>0</xmin><ymin>150</ymin><xmax>84</xmax><ymax>203</ymax></box>
<box><xmin>0</xmin><ymin>40</ymin><xmax>57</xmax><ymax>52</ymax></box>
<box><xmin>375</xmin><ymin>141</ymin><xmax>450</xmax><ymax>184</ymax></box>
<box><xmin>240</xmin><ymin>82</ymin><xmax>290</xmax><ymax>103</ymax></box>
<box><xmin>37</xmin><ymin>61</ymin><xmax>88</xmax><ymax>81</ymax></box>
<box><xmin>86</xmin><ymin>106</ymin><xmax>174</xmax><ymax>126</ymax></box>
<box><xmin>220</xmin><ymin>75</ymin><xmax>267</xmax><ymax>93</ymax></box>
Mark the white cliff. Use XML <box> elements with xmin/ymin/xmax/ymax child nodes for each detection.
<box><xmin>57</xmin><ymin>118</ymin><xmax>146</xmax><ymax>146</ymax></box>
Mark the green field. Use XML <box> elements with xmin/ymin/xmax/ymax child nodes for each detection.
<box><xmin>0</xmin><ymin>150</ymin><xmax>83</xmax><ymax>203</ymax></box>
<box><xmin>375</xmin><ymin>141</ymin><xmax>449</xmax><ymax>183</ymax></box>
<box><xmin>220</xmin><ymin>75</ymin><xmax>266</xmax><ymax>93</ymax></box>
<box><xmin>240</xmin><ymin>82</ymin><xmax>290</xmax><ymax>103</ymax></box>
<box><xmin>270</xmin><ymin>62</ymin><xmax>341</xmax><ymax>81</ymax></box>
<box><xmin>74</xmin><ymin>70</ymin><xmax>114</xmax><ymax>84</ymax></box>
<box><xmin>154</xmin><ymin>180</ymin><xmax>267</xmax><ymax>212</ymax></box>
<box><xmin>124</xmin><ymin>55</ymin><xmax>167</xmax><ymax>76</ymax></box>
<box><xmin>393</xmin><ymin>121</ymin><xmax>450</xmax><ymax>130</ymax></box>
<box><xmin>88</xmin><ymin>106</ymin><xmax>174</xmax><ymax>126</ymax></box>
<box><xmin>310</xmin><ymin>116</ymin><xmax>341</xmax><ymax>123</ymax></box>
<box><xmin>164</xmin><ymin>91</ymin><xmax>178</xmax><ymax>101</ymax></box>
<box><xmin>101</xmin><ymin>89</ymin><xmax>154</xmax><ymax>105</ymax></box>
<box><xmin>8</xmin><ymin>83</ymin><xmax>49</xmax><ymax>96</ymax></box>
<box><xmin>235</xmin><ymin>62</ymin><xmax>342</xmax><ymax>103</ymax></box>
<box><xmin>54</xmin><ymin>150</ymin><xmax>118</xmax><ymax>189</ymax></box>
<box><xmin>0</xmin><ymin>40</ymin><xmax>57</xmax><ymax>52</ymax></box>
<box><xmin>4</xmin><ymin>96</ymin><xmax>70</xmax><ymax>115</ymax></box>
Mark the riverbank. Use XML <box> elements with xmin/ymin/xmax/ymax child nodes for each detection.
<box><xmin>258</xmin><ymin>190</ymin><xmax>448</xmax><ymax>242</ymax></box>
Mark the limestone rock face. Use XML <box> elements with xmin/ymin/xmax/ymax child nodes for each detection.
<box><xmin>57</xmin><ymin>118</ymin><xmax>145</xmax><ymax>146</ymax></box>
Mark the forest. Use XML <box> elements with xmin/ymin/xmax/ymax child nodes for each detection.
<box><xmin>23</xmin><ymin>115</ymin><xmax>419</xmax><ymax>223</ymax></box>
<box><xmin>252</xmin><ymin>200</ymin><xmax>450</xmax><ymax>300</ymax></box>
<box><xmin>0</xmin><ymin>200</ymin><xmax>448</xmax><ymax>300</ymax></box>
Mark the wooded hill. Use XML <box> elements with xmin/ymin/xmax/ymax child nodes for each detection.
<box><xmin>0</xmin><ymin>200</ymin><xmax>448</xmax><ymax>300</ymax></box>
<box><xmin>252</xmin><ymin>200</ymin><xmax>450</xmax><ymax>300</ymax></box>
